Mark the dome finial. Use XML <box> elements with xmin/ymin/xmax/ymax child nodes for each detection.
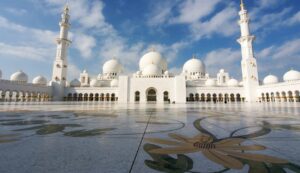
<box><xmin>240</xmin><ymin>0</ymin><xmax>246</xmax><ymax>10</ymax></box>
<box><xmin>192</xmin><ymin>54</ymin><xmax>196</xmax><ymax>59</ymax></box>
<box><xmin>149</xmin><ymin>46</ymin><xmax>156</xmax><ymax>52</ymax></box>
<box><xmin>64</xmin><ymin>3</ymin><xmax>69</xmax><ymax>14</ymax></box>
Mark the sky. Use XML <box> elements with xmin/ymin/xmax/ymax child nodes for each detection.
<box><xmin>0</xmin><ymin>0</ymin><xmax>300</xmax><ymax>82</ymax></box>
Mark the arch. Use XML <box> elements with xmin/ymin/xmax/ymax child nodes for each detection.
<box><xmin>295</xmin><ymin>90</ymin><xmax>300</xmax><ymax>102</ymax></box>
<box><xmin>281</xmin><ymin>92</ymin><xmax>287</xmax><ymax>102</ymax></box>
<box><xmin>89</xmin><ymin>93</ymin><xmax>94</xmax><ymax>101</ymax></box>
<box><xmin>106</xmin><ymin>93</ymin><xmax>110</xmax><ymax>101</ymax></box>
<box><xmin>135</xmin><ymin>91</ymin><xmax>140</xmax><ymax>102</ymax></box>
<box><xmin>230</xmin><ymin>93</ymin><xmax>235</xmax><ymax>102</ymax></box>
<box><xmin>266</xmin><ymin>93</ymin><xmax>270</xmax><ymax>102</ymax></box>
<box><xmin>206</xmin><ymin>93</ymin><xmax>211</xmax><ymax>102</ymax></box>
<box><xmin>236</xmin><ymin>94</ymin><xmax>241</xmax><ymax>102</ymax></box>
<box><xmin>95</xmin><ymin>93</ymin><xmax>99</xmax><ymax>101</ymax></box>
<box><xmin>276</xmin><ymin>92</ymin><xmax>280</xmax><ymax>102</ymax></box>
<box><xmin>163</xmin><ymin>91</ymin><xmax>169</xmax><ymax>102</ymax></box>
<box><xmin>78</xmin><ymin>93</ymin><xmax>83</xmax><ymax>101</ymax></box>
<box><xmin>83</xmin><ymin>93</ymin><xmax>88</xmax><ymax>101</ymax></box>
<box><xmin>73</xmin><ymin>93</ymin><xmax>78</xmax><ymax>101</ymax></box>
<box><xmin>200</xmin><ymin>94</ymin><xmax>205</xmax><ymax>102</ymax></box>
<box><xmin>195</xmin><ymin>93</ymin><xmax>199</xmax><ymax>102</ymax></box>
<box><xmin>146</xmin><ymin>88</ymin><xmax>157</xmax><ymax>102</ymax></box>
<box><xmin>212</xmin><ymin>94</ymin><xmax>217</xmax><ymax>103</ymax></box>
<box><xmin>100</xmin><ymin>93</ymin><xmax>104</xmax><ymax>101</ymax></box>
<box><xmin>189</xmin><ymin>93</ymin><xmax>194</xmax><ymax>102</ymax></box>
<box><xmin>261</xmin><ymin>93</ymin><xmax>265</xmax><ymax>102</ymax></box>
<box><xmin>218</xmin><ymin>93</ymin><xmax>223</xmax><ymax>102</ymax></box>
<box><xmin>224</xmin><ymin>94</ymin><xmax>229</xmax><ymax>103</ymax></box>
<box><xmin>67</xmin><ymin>93</ymin><xmax>72</xmax><ymax>101</ymax></box>
<box><xmin>111</xmin><ymin>93</ymin><xmax>116</xmax><ymax>101</ymax></box>
<box><xmin>270</xmin><ymin>92</ymin><xmax>275</xmax><ymax>102</ymax></box>
<box><xmin>288</xmin><ymin>91</ymin><xmax>293</xmax><ymax>102</ymax></box>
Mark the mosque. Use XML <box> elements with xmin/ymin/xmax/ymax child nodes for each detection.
<box><xmin>0</xmin><ymin>1</ymin><xmax>299</xmax><ymax>103</ymax></box>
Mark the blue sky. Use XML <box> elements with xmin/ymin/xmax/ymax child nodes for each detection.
<box><xmin>0</xmin><ymin>0</ymin><xmax>300</xmax><ymax>82</ymax></box>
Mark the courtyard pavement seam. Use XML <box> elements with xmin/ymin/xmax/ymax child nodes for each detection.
<box><xmin>128</xmin><ymin>111</ymin><xmax>153</xmax><ymax>173</ymax></box>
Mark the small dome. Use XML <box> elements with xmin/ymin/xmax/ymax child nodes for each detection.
<box><xmin>110</xmin><ymin>79</ymin><xmax>118</xmax><ymax>87</ymax></box>
<box><xmin>219</xmin><ymin>69</ymin><xmax>225</xmax><ymax>73</ymax></box>
<box><xmin>142</xmin><ymin>64</ymin><xmax>162</xmax><ymax>76</ymax></box>
<box><xmin>263</xmin><ymin>75</ymin><xmax>278</xmax><ymax>85</ymax></box>
<box><xmin>90</xmin><ymin>79</ymin><xmax>101</xmax><ymax>87</ymax></box>
<box><xmin>283</xmin><ymin>70</ymin><xmax>300</xmax><ymax>82</ymax></box>
<box><xmin>10</xmin><ymin>70</ymin><xmax>28</xmax><ymax>83</ymax></box>
<box><xmin>183</xmin><ymin>58</ymin><xmax>205</xmax><ymax>74</ymax></box>
<box><xmin>227</xmin><ymin>79</ymin><xmax>239</xmax><ymax>87</ymax></box>
<box><xmin>103</xmin><ymin>59</ymin><xmax>122</xmax><ymax>74</ymax></box>
<box><xmin>239</xmin><ymin>81</ymin><xmax>244</xmax><ymax>86</ymax></box>
<box><xmin>139</xmin><ymin>51</ymin><xmax>167</xmax><ymax>71</ymax></box>
<box><xmin>70</xmin><ymin>79</ymin><xmax>81</xmax><ymax>87</ymax></box>
<box><xmin>205</xmin><ymin>79</ymin><xmax>216</xmax><ymax>87</ymax></box>
<box><xmin>32</xmin><ymin>76</ymin><xmax>47</xmax><ymax>85</ymax></box>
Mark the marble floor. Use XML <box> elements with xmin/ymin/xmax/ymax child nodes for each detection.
<box><xmin>0</xmin><ymin>102</ymin><xmax>300</xmax><ymax>173</ymax></box>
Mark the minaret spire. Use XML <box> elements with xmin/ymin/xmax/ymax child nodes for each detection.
<box><xmin>237</xmin><ymin>0</ymin><xmax>259</xmax><ymax>102</ymax></box>
<box><xmin>240</xmin><ymin>0</ymin><xmax>245</xmax><ymax>10</ymax></box>
<box><xmin>51</xmin><ymin>5</ymin><xmax>72</xmax><ymax>100</ymax></box>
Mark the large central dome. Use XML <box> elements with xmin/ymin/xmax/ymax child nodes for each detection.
<box><xmin>139</xmin><ymin>50</ymin><xmax>167</xmax><ymax>71</ymax></box>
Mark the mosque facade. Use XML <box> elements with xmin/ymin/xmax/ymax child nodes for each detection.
<box><xmin>0</xmin><ymin>2</ymin><xmax>300</xmax><ymax>103</ymax></box>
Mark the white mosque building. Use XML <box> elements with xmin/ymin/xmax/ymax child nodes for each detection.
<box><xmin>0</xmin><ymin>2</ymin><xmax>299</xmax><ymax>103</ymax></box>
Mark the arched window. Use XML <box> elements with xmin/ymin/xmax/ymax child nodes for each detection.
<box><xmin>206</xmin><ymin>94</ymin><xmax>211</xmax><ymax>102</ymax></box>
<box><xmin>100</xmin><ymin>93</ymin><xmax>104</xmax><ymax>101</ymax></box>
<box><xmin>135</xmin><ymin>91</ymin><xmax>140</xmax><ymax>102</ymax></box>
<box><xmin>111</xmin><ymin>93</ymin><xmax>116</xmax><ymax>101</ymax></box>
<box><xmin>164</xmin><ymin>91</ymin><xmax>169</xmax><ymax>102</ymax></box>
<box><xmin>230</xmin><ymin>94</ymin><xmax>235</xmax><ymax>102</ymax></box>
<box><xmin>84</xmin><ymin>93</ymin><xmax>88</xmax><ymax>101</ymax></box>
<box><xmin>201</xmin><ymin>94</ymin><xmax>205</xmax><ymax>102</ymax></box>
<box><xmin>189</xmin><ymin>93</ymin><xmax>194</xmax><ymax>102</ymax></box>
<box><xmin>288</xmin><ymin>91</ymin><xmax>293</xmax><ymax>102</ymax></box>
<box><xmin>68</xmin><ymin>93</ymin><xmax>72</xmax><ymax>101</ymax></box>
<box><xmin>146</xmin><ymin>88</ymin><xmax>157</xmax><ymax>102</ymax></box>
<box><xmin>213</xmin><ymin>94</ymin><xmax>217</xmax><ymax>102</ymax></box>
<box><xmin>89</xmin><ymin>93</ymin><xmax>94</xmax><ymax>101</ymax></box>
<box><xmin>195</xmin><ymin>93</ymin><xmax>199</xmax><ymax>102</ymax></box>
<box><xmin>78</xmin><ymin>93</ymin><xmax>83</xmax><ymax>101</ymax></box>
<box><xmin>236</xmin><ymin>94</ymin><xmax>241</xmax><ymax>102</ymax></box>
<box><xmin>95</xmin><ymin>93</ymin><xmax>99</xmax><ymax>101</ymax></box>
<box><xmin>106</xmin><ymin>93</ymin><xmax>110</xmax><ymax>101</ymax></box>
<box><xmin>295</xmin><ymin>91</ymin><xmax>300</xmax><ymax>102</ymax></box>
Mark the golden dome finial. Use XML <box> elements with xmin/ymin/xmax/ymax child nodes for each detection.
<box><xmin>192</xmin><ymin>54</ymin><xmax>196</xmax><ymax>59</ymax></box>
<box><xmin>240</xmin><ymin>0</ymin><xmax>245</xmax><ymax>10</ymax></box>
<box><xmin>149</xmin><ymin>46</ymin><xmax>156</xmax><ymax>52</ymax></box>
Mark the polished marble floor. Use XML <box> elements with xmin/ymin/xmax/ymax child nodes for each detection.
<box><xmin>0</xmin><ymin>102</ymin><xmax>300</xmax><ymax>173</ymax></box>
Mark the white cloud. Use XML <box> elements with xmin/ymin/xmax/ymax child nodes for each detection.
<box><xmin>170</xmin><ymin>0</ymin><xmax>220</xmax><ymax>24</ymax></box>
<box><xmin>0</xmin><ymin>42</ymin><xmax>54</xmax><ymax>61</ymax></box>
<box><xmin>68</xmin><ymin>63</ymin><xmax>81</xmax><ymax>80</ymax></box>
<box><xmin>5</xmin><ymin>8</ymin><xmax>27</xmax><ymax>16</ymax></box>
<box><xmin>73</xmin><ymin>33</ymin><xmax>96</xmax><ymax>59</ymax></box>
<box><xmin>256</xmin><ymin>39</ymin><xmax>300</xmax><ymax>75</ymax></box>
<box><xmin>204</xmin><ymin>48</ymin><xmax>241</xmax><ymax>78</ymax></box>
<box><xmin>147</xmin><ymin>1</ymin><xmax>175</xmax><ymax>26</ymax></box>
<box><xmin>190</xmin><ymin>5</ymin><xmax>238</xmax><ymax>40</ymax></box>
<box><xmin>286</xmin><ymin>11</ymin><xmax>300</xmax><ymax>26</ymax></box>
<box><xmin>0</xmin><ymin>15</ymin><xmax>57</xmax><ymax>45</ymax></box>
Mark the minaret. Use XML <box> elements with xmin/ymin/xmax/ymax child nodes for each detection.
<box><xmin>51</xmin><ymin>5</ymin><xmax>71</xmax><ymax>101</ymax></box>
<box><xmin>52</xmin><ymin>5</ymin><xmax>71</xmax><ymax>86</ymax></box>
<box><xmin>237</xmin><ymin>0</ymin><xmax>259</xmax><ymax>102</ymax></box>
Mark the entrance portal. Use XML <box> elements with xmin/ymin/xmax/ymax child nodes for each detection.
<box><xmin>146</xmin><ymin>88</ymin><xmax>157</xmax><ymax>102</ymax></box>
